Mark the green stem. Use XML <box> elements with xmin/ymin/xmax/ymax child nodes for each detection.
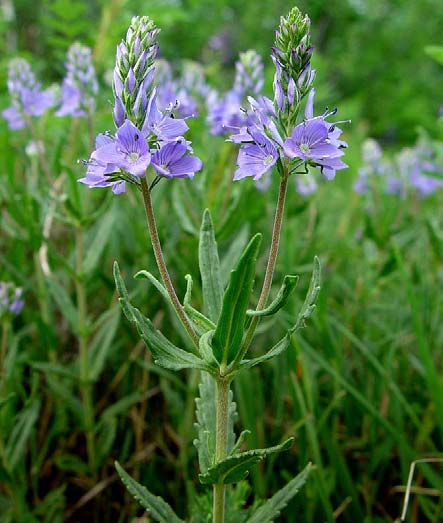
<box><xmin>235</xmin><ymin>171</ymin><xmax>289</xmax><ymax>365</ymax></box>
<box><xmin>213</xmin><ymin>377</ymin><xmax>231</xmax><ymax>523</ymax></box>
<box><xmin>75</xmin><ymin>226</ymin><xmax>96</xmax><ymax>474</ymax></box>
<box><xmin>140</xmin><ymin>175</ymin><xmax>199</xmax><ymax>349</ymax></box>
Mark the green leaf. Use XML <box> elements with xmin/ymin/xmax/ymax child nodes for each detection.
<box><xmin>114</xmin><ymin>262</ymin><xmax>213</xmax><ymax>372</ymax></box>
<box><xmin>134</xmin><ymin>270</ymin><xmax>170</xmax><ymax>303</ymax></box>
<box><xmin>193</xmin><ymin>372</ymin><xmax>216</xmax><ymax>474</ymax></box>
<box><xmin>5</xmin><ymin>400</ymin><xmax>41</xmax><ymax>472</ymax></box>
<box><xmin>184</xmin><ymin>274</ymin><xmax>217</xmax><ymax>336</ymax></box>
<box><xmin>199</xmin><ymin>437</ymin><xmax>293</xmax><ymax>485</ymax></box>
<box><xmin>115</xmin><ymin>462</ymin><xmax>185</xmax><ymax>523</ymax></box>
<box><xmin>199</xmin><ymin>209</ymin><xmax>223</xmax><ymax>322</ymax></box>
<box><xmin>240</xmin><ymin>332</ymin><xmax>292</xmax><ymax>371</ymax></box>
<box><xmin>172</xmin><ymin>182</ymin><xmax>199</xmax><ymax>236</ymax></box>
<box><xmin>47</xmin><ymin>278</ymin><xmax>79</xmax><ymax>334</ymax></box>
<box><xmin>220</xmin><ymin>225</ymin><xmax>250</xmax><ymax>287</ymax></box>
<box><xmin>82</xmin><ymin>208</ymin><xmax>116</xmax><ymax>275</ymax></box>
<box><xmin>88</xmin><ymin>306</ymin><xmax>121</xmax><ymax>381</ymax></box>
<box><xmin>212</xmin><ymin>234</ymin><xmax>262</xmax><ymax>365</ymax></box>
<box><xmin>245</xmin><ymin>463</ymin><xmax>312</xmax><ymax>523</ymax></box>
<box><xmin>247</xmin><ymin>275</ymin><xmax>298</xmax><ymax>317</ymax></box>
<box><xmin>425</xmin><ymin>45</ymin><xmax>443</xmax><ymax>65</ymax></box>
<box><xmin>292</xmin><ymin>256</ymin><xmax>321</xmax><ymax>332</ymax></box>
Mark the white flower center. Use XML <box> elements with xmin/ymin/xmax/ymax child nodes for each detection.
<box><xmin>264</xmin><ymin>154</ymin><xmax>274</xmax><ymax>166</ymax></box>
<box><xmin>300</xmin><ymin>143</ymin><xmax>310</xmax><ymax>154</ymax></box>
<box><xmin>128</xmin><ymin>152</ymin><xmax>140</xmax><ymax>162</ymax></box>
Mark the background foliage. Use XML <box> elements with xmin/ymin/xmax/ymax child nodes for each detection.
<box><xmin>1</xmin><ymin>0</ymin><xmax>443</xmax><ymax>522</ymax></box>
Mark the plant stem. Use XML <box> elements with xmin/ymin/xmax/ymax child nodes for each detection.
<box><xmin>213</xmin><ymin>377</ymin><xmax>231</xmax><ymax>523</ymax></box>
<box><xmin>75</xmin><ymin>226</ymin><xmax>96</xmax><ymax>474</ymax></box>
<box><xmin>140</xmin><ymin>175</ymin><xmax>199</xmax><ymax>349</ymax></box>
<box><xmin>235</xmin><ymin>171</ymin><xmax>289</xmax><ymax>364</ymax></box>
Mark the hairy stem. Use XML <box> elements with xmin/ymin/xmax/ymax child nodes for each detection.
<box><xmin>236</xmin><ymin>171</ymin><xmax>289</xmax><ymax>364</ymax></box>
<box><xmin>213</xmin><ymin>377</ymin><xmax>231</xmax><ymax>523</ymax></box>
<box><xmin>140</xmin><ymin>175</ymin><xmax>199</xmax><ymax>349</ymax></box>
<box><xmin>75</xmin><ymin>226</ymin><xmax>96</xmax><ymax>474</ymax></box>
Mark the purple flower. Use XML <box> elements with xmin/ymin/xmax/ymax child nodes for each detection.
<box><xmin>92</xmin><ymin>120</ymin><xmax>151</xmax><ymax>176</ymax></box>
<box><xmin>152</xmin><ymin>139</ymin><xmax>202</xmax><ymax>179</ymax></box>
<box><xmin>0</xmin><ymin>282</ymin><xmax>24</xmax><ymax>317</ymax></box>
<box><xmin>234</xmin><ymin>129</ymin><xmax>278</xmax><ymax>181</ymax></box>
<box><xmin>80</xmin><ymin>18</ymin><xmax>203</xmax><ymax>194</ymax></box>
<box><xmin>2</xmin><ymin>59</ymin><xmax>54</xmax><ymax>130</ymax></box>
<box><xmin>141</xmin><ymin>90</ymin><xmax>188</xmax><ymax>140</ymax></box>
<box><xmin>283</xmin><ymin>114</ymin><xmax>347</xmax><ymax>179</ymax></box>
<box><xmin>79</xmin><ymin>134</ymin><xmax>126</xmax><ymax>194</ymax></box>
<box><xmin>9</xmin><ymin>288</ymin><xmax>24</xmax><ymax>315</ymax></box>
<box><xmin>56</xmin><ymin>43</ymin><xmax>98</xmax><ymax>118</ymax></box>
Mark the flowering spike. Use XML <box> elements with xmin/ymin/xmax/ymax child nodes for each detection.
<box><xmin>234</xmin><ymin>49</ymin><xmax>264</xmax><ymax>96</ymax></box>
<box><xmin>80</xmin><ymin>17</ymin><xmax>202</xmax><ymax>193</ymax></box>
<box><xmin>113</xmin><ymin>15</ymin><xmax>160</xmax><ymax>128</ymax></box>
<box><xmin>2</xmin><ymin>58</ymin><xmax>54</xmax><ymax>129</ymax></box>
<box><xmin>272</xmin><ymin>7</ymin><xmax>314</xmax><ymax>125</ymax></box>
<box><xmin>56</xmin><ymin>43</ymin><xmax>98</xmax><ymax>118</ymax></box>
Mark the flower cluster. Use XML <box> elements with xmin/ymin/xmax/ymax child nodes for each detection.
<box><xmin>56</xmin><ymin>43</ymin><xmax>98</xmax><ymax>118</ymax></box>
<box><xmin>354</xmin><ymin>137</ymin><xmax>443</xmax><ymax>197</ymax></box>
<box><xmin>2</xmin><ymin>58</ymin><xmax>54</xmax><ymax>130</ymax></box>
<box><xmin>208</xmin><ymin>49</ymin><xmax>264</xmax><ymax>135</ymax></box>
<box><xmin>0</xmin><ymin>282</ymin><xmax>24</xmax><ymax>318</ymax></box>
<box><xmin>231</xmin><ymin>7</ymin><xmax>348</xmax><ymax>184</ymax></box>
<box><xmin>80</xmin><ymin>16</ymin><xmax>202</xmax><ymax>195</ymax></box>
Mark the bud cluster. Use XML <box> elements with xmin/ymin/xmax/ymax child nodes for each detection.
<box><xmin>272</xmin><ymin>7</ymin><xmax>315</xmax><ymax>126</ymax></box>
<box><xmin>0</xmin><ymin>282</ymin><xmax>24</xmax><ymax>318</ymax></box>
<box><xmin>234</xmin><ymin>49</ymin><xmax>264</xmax><ymax>96</ymax></box>
<box><xmin>113</xmin><ymin>16</ymin><xmax>160</xmax><ymax>128</ymax></box>
<box><xmin>57</xmin><ymin>43</ymin><xmax>98</xmax><ymax>117</ymax></box>
<box><xmin>7</xmin><ymin>59</ymin><xmax>37</xmax><ymax>99</ymax></box>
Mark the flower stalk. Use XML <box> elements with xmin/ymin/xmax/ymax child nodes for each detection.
<box><xmin>236</xmin><ymin>167</ymin><xmax>289</xmax><ymax>364</ymax></box>
<box><xmin>140</xmin><ymin>175</ymin><xmax>200</xmax><ymax>349</ymax></box>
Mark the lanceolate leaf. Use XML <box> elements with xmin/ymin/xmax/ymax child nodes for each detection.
<box><xmin>212</xmin><ymin>234</ymin><xmax>262</xmax><ymax>365</ymax></box>
<box><xmin>247</xmin><ymin>275</ymin><xmax>298</xmax><ymax>317</ymax></box>
<box><xmin>193</xmin><ymin>372</ymin><xmax>216</xmax><ymax>474</ymax></box>
<box><xmin>240</xmin><ymin>258</ymin><xmax>321</xmax><ymax>369</ymax></box>
<box><xmin>115</xmin><ymin>462</ymin><xmax>185</xmax><ymax>523</ymax></box>
<box><xmin>245</xmin><ymin>463</ymin><xmax>312</xmax><ymax>523</ymax></box>
<box><xmin>114</xmin><ymin>262</ymin><xmax>214</xmax><ymax>372</ymax></box>
<box><xmin>240</xmin><ymin>332</ymin><xmax>292</xmax><ymax>371</ymax></box>
<box><xmin>199</xmin><ymin>437</ymin><xmax>293</xmax><ymax>485</ymax></box>
<box><xmin>292</xmin><ymin>256</ymin><xmax>321</xmax><ymax>333</ymax></box>
<box><xmin>134</xmin><ymin>270</ymin><xmax>170</xmax><ymax>303</ymax></box>
<box><xmin>199</xmin><ymin>209</ymin><xmax>223</xmax><ymax>322</ymax></box>
<box><xmin>5</xmin><ymin>400</ymin><xmax>41</xmax><ymax>472</ymax></box>
<box><xmin>184</xmin><ymin>274</ymin><xmax>217</xmax><ymax>336</ymax></box>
